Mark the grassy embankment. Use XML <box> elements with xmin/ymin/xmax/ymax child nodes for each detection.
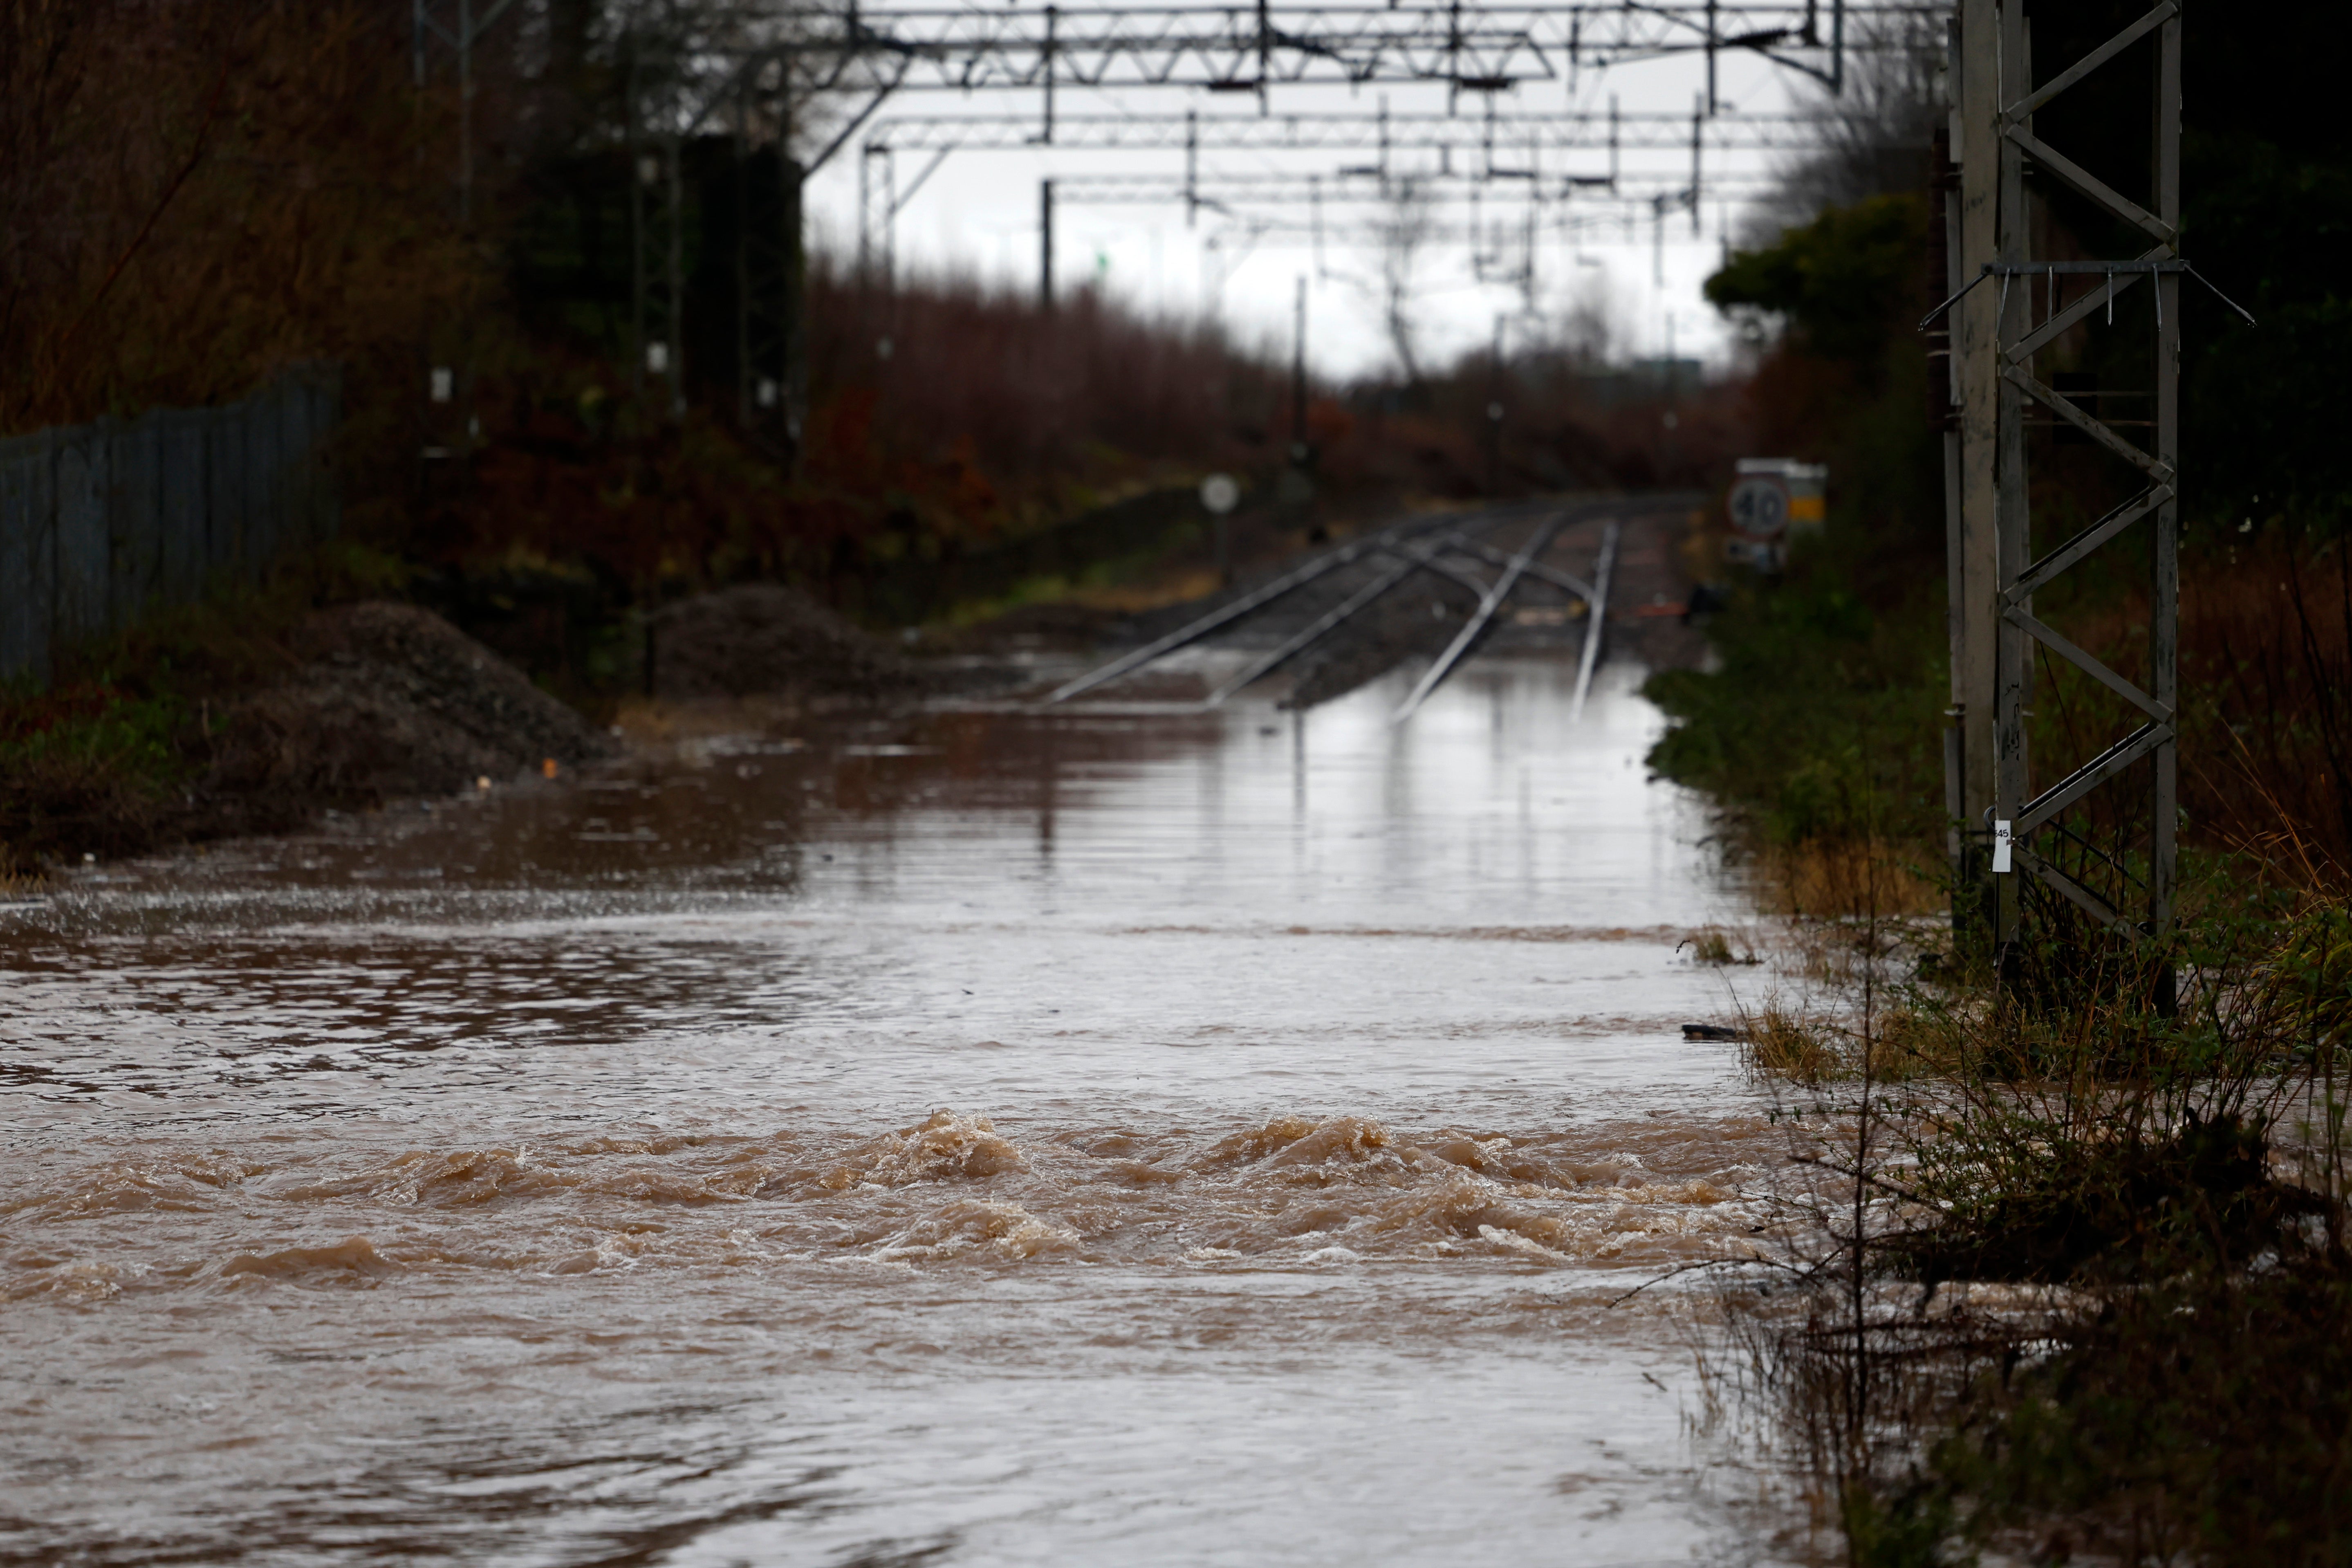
<box><xmin>1646</xmin><ymin>10</ymin><xmax>2352</xmax><ymax>1558</ymax></box>
<box><xmin>0</xmin><ymin>547</ymin><xmax>418</xmax><ymax>879</ymax></box>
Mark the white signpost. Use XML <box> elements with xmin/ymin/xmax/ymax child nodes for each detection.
<box><xmin>1200</xmin><ymin>473</ymin><xmax>1242</xmax><ymax>583</ymax></box>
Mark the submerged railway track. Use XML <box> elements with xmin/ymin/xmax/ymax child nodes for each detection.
<box><xmin>1045</xmin><ymin>493</ymin><xmax>1700</xmax><ymax>718</ymax></box>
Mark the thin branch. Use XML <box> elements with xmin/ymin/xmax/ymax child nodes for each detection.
<box><xmin>49</xmin><ymin>51</ymin><xmax>234</xmax><ymax>366</ymax></box>
<box><xmin>1605</xmin><ymin>1254</ymin><xmax>1748</xmax><ymax>1308</ymax></box>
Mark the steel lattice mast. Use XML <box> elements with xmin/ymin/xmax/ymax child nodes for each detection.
<box><xmin>1943</xmin><ymin>0</ymin><xmax>2208</xmax><ymax>980</ymax></box>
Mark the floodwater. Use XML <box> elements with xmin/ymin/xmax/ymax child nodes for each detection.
<box><xmin>1</xmin><ymin>654</ymin><xmax>1791</xmax><ymax>1567</ymax></box>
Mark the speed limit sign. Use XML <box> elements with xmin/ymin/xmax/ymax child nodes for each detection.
<box><xmin>1726</xmin><ymin>476</ymin><xmax>1790</xmax><ymax>541</ymax></box>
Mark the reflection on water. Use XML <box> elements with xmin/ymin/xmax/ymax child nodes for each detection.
<box><xmin>0</xmin><ymin>657</ymin><xmax>1787</xmax><ymax>1566</ymax></box>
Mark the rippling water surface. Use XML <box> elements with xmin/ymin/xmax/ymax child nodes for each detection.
<box><xmin>2</xmin><ymin>657</ymin><xmax>1788</xmax><ymax>1566</ymax></box>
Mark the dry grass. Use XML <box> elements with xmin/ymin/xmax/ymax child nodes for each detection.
<box><xmin>1679</xmin><ymin>925</ymin><xmax>1762</xmax><ymax>967</ymax></box>
<box><xmin>0</xmin><ymin>868</ymin><xmax>53</xmax><ymax>899</ymax></box>
<box><xmin>1739</xmin><ymin>999</ymin><xmax>1969</xmax><ymax>1085</ymax></box>
<box><xmin>1756</xmin><ymin>836</ymin><xmax>1945</xmax><ymax>923</ymax></box>
<box><xmin>1744</xmin><ymin>1005</ymin><xmax>1850</xmax><ymax>1083</ymax></box>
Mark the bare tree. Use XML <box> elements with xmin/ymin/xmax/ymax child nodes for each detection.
<box><xmin>1743</xmin><ymin>10</ymin><xmax>1946</xmax><ymax>241</ymax></box>
<box><xmin>1371</xmin><ymin>176</ymin><xmax>1435</xmax><ymax>386</ymax></box>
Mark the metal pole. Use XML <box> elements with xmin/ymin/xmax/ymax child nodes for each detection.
<box><xmin>667</xmin><ymin>134</ymin><xmax>685</xmax><ymax>419</ymax></box>
<box><xmin>1934</xmin><ymin>113</ymin><xmax>1966</xmax><ymax>904</ymax></box>
<box><xmin>858</xmin><ymin>142</ymin><xmax>873</xmax><ymax>282</ymax></box>
<box><xmin>1291</xmin><ymin>275</ymin><xmax>1309</xmax><ymax>448</ymax></box>
<box><xmin>2152</xmin><ymin>6</ymin><xmax>2181</xmax><ymax>956</ymax></box>
<box><xmin>783</xmin><ymin>150</ymin><xmax>807</xmax><ymax>464</ymax></box>
<box><xmin>458</xmin><ymin>0</ymin><xmax>473</xmax><ymax>225</ymax></box>
<box><xmin>1953</xmin><ymin>0</ymin><xmax>1999</xmax><ymax>918</ymax></box>
<box><xmin>1186</xmin><ymin>109</ymin><xmax>1198</xmax><ymax>227</ymax></box>
<box><xmin>1040</xmin><ymin>177</ymin><xmax>1056</xmax><ymax>307</ymax></box>
<box><xmin>1992</xmin><ymin>0</ymin><xmax>2029</xmax><ymax>950</ymax></box>
<box><xmin>1043</xmin><ymin>4</ymin><xmax>1058</xmax><ymax>141</ymax></box>
<box><xmin>737</xmin><ymin>85</ymin><xmax>753</xmax><ymax>430</ymax></box>
<box><xmin>1486</xmin><ymin>311</ymin><xmax>1504</xmax><ymax>494</ymax></box>
<box><xmin>780</xmin><ymin>50</ymin><xmax>807</xmax><ymax>468</ymax></box>
<box><xmin>1691</xmin><ymin>93</ymin><xmax>1704</xmax><ymax>234</ymax></box>
<box><xmin>628</xmin><ymin>38</ymin><xmax>646</xmax><ymax>405</ymax></box>
<box><xmin>881</xmin><ymin>150</ymin><xmax>897</xmax><ymax>300</ymax></box>
<box><xmin>1312</xmin><ymin>175</ymin><xmax>1326</xmax><ymax>276</ymax></box>
<box><xmin>1279</xmin><ymin>0</ymin><xmax>1298</xmax><ymax>112</ymax></box>
<box><xmin>1704</xmin><ymin>0</ymin><xmax>1717</xmax><ymax>112</ymax></box>
<box><xmin>1944</xmin><ymin>0</ymin><xmax>2189</xmax><ymax>967</ymax></box>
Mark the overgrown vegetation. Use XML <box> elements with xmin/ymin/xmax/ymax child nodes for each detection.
<box><xmin>1712</xmin><ymin>865</ymin><xmax>2352</xmax><ymax>1566</ymax></box>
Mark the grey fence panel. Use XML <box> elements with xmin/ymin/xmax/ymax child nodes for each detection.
<box><xmin>108</xmin><ymin>415</ymin><xmax>164</xmax><ymax>635</ymax></box>
<box><xmin>54</xmin><ymin>430</ymin><xmax>109</xmax><ymax>651</ymax></box>
<box><xmin>0</xmin><ymin>434</ymin><xmax>54</xmax><ymax>686</ymax></box>
<box><xmin>157</xmin><ymin>412</ymin><xmax>209</xmax><ymax>607</ymax></box>
<box><xmin>0</xmin><ymin>365</ymin><xmax>337</xmax><ymax>686</ymax></box>
<box><xmin>243</xmin><ymin>380</ymin><xmax>283</xmax><ymax>572</ymax></box>
<box><xmin>205</xmin><ymin>405</ymin><xmax>249</xmax><ymax>580</ymax></box>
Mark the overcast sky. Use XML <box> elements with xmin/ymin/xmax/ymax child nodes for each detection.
<box><xmin>800</xmin><ymin>36</ymin><xmax>1827</xmax><ymax>382</ymax></box>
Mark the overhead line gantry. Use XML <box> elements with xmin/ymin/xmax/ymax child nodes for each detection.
<box><xmin>414</xmin><ymin>1</ymin><xmax>1935</xmax><ymax>458</ymax></box>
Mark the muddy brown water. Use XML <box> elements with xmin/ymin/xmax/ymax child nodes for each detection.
<box><xmin>1</xmin><ymin>655</ymin><xmax>1793</xmax><ymax>1567</ymax></box>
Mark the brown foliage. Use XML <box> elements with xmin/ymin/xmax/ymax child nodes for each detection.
<box><xmin>1</xmin><ymin>1</ymin><xmax>478</xmax><ymax>434</ymax></box>
<box><xmin>2182</xmin><ymin>534</ymin><xmax>2352</xmax><ymax>879</ymax></box>
<box><xmin>816</xmin><ymin>272</ymin><xmax>1282</xmax><ymax>508</ymax></box>
<box><xmin>408</xmin><ymin>265</ymin><xmax>1743</xmax><ymax>609</ymax></box>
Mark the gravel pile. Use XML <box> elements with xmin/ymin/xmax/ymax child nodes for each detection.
<box><xmin>204</xmin><ymin>602</ymin><xmax>613</xmax><ymax>812</ymax></box>
<box><xmin>648</xmin><ymin>583</ymin><xmax>923</xmax><ymax>704</ymax></box>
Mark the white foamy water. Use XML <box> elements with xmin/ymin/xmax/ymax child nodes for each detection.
<box><xmin>1</xmin><ymin>657</ymin><xmax>1790</xmax><ymax>1566</ymax></box>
